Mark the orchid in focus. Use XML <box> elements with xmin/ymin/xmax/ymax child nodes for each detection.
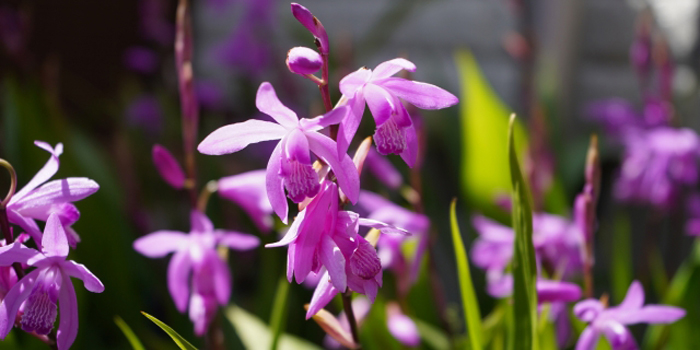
<box><xmin>198</xmin><ymin>82</ymin><xmax>359</xmax><ymax>222</ymax></box>
<box><xmin>133</xmin><ymin>210</ymin><xmax>259</xmax><ymax>335</ymax></box>
<box><xmin>574</xmin><ymin>281</ymin><xmax>684</xmax><ymax>350</ymax></box>
<box><xmin>0</xmin><ymin>214</ymin><xmax>104</xmax><ymax>350</ymax></box>
<box><xmin>337</xmin><ymin>58</ymin><xmax>458</xmax><ymax>166</ymax></box>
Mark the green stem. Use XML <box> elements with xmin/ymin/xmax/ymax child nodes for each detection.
<box><xmin>269</xmin><ymin>277</ymin><xmax>290</xmax><ymax>350</ymax></box>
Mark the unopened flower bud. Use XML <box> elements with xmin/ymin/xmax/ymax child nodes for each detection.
<box><xmin>152</xmin><ymin>144</ymin><xmax>186</xmax><ymax>189</ymax></box>
<box><xmin>290</xmin><ymin>3</ymin><xmax>330</xmax><ymax>55</ymax></box>
<box><xmin>286</xmin><ymin>47</ymin><xmax>323</xmax><ymax>75</ymax></box>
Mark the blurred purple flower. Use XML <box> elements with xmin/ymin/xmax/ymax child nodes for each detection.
<box><xmin>126</xmin><ymin>95</ymin><xmax>163</xmax><ymax>135</ymax></box>
<box><xmin>198</xmin><ymin>82</ymin><xmax>358</xmax><ymax>222</ymax></box>
<box><xmin>586</xmin><ymin>97</ymin><xmax>672</xmax><ymax>139</ymax></box>
<box><xmin>5</xmin><ymin>142</ymin><xmax>99</xmax><ymax>246</ymax></box>
<box><xmin>133</xmin><ymin>210</ymin><xmax>259</xmax><ymax>335</ymax></box>
<box><xmin>0</xmin><ymin>214</ymin><xmax>104</xmax><ymax>349</ymax></box>
<box><xmin>387</xmin><ymin>302</ymin><xmax>421</xmax><ymax>347</ymax></box>
<box><xmin>196</xmin><ymin>80</ymin><xmax>226</xmax><ymax>111</ymax></box>
<box><xmin>338</xmin><ymin>58</ymin><xmax>458</xmax><ymax>166</ymax></box>
<box><xmin>615</xmin><ymin>127</ymin><xmax>700</xmax><ymax>208</ymax></box>
<box><xmin>364</xmin><ymin>148</ymin><xmax>402</xmax><ymax>189</ymax></box>
<box><xmin>574</xmin><ymin>281</ymin><xmax>685</xmax><ymax>350</ymax></box>
<box><xmin>152</xmin><ymin>144</ymin><xmax>187</xmax><ymax>189</ymax></box>
<box><xmin>217</xmin><ymin>170</ymin><xmax>274</xmax><ymax>232</ymax></box>
<box><xmin>685</xmin><ymin>193</ymin><xmax>700</xmax><ymax>236</ymax></box>
<box><xmin>123</xmin><ymin>46</ymin><xmax>158</xmax><ymax>74</ymax></box>
<box><xmin>286</xmin><ymin>46</ymin><xmax>323</xmax><ymax>75</ymax></box>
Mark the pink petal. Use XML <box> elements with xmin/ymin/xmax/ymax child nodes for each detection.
<box><xmin>284</xmin><ymin>128</ymin><xmax>311</xmax><ymax>164</ymax></box>
<box><xmin>286</xmin><ymin>46</ymin><xmax>323</xmax><ymax>75</ymax></box>
<box><xmin>337</xmin><ymin>95</ymin><xmax>366</xmax><ymax>158</ymax></box>
<box><xmin>11</xmin><ymin>142</ymin><xmax>63</xmax><ymax>203</ymax></box>
<box><xmin>574</xmin><ymin>299</ymin><xmax>604</xmax><ymax>322</ymax></box>
<box><xmin>256</xmin><ymin>82</ymin><xmax>299</xmax><ymax>128</ymax></box>
<box><xmin>536</xmin><ymin>280</ymin><xmax>582</xmax><ymax>303</ymax></box>
<box><xmin>306</xmin><ymin>270</ymin><xmax>339</xmax><ymax>319</ymax></box>
<box><xmin>371</xmin><ymin>58</ymin><xmax>417</xmax><ymax>80</ymax></box>
<box><xmin>380</xmin><ymin>77</ymin><xmax>459</xmax><ymax>110</ymax></box>
<box><xmin>168</xmin><ymin>250</ymin><xmax>192</xmax><ymax>313</ymax></box>
<box><xmin>400</xmin><ymin>122</ymin><xmax>419</xmax><ymax>168</ymax></box>
<box><xmin>306</xmin><ymin>132</ymin><xmax>360</xmax><ymax>204</ymax></box>
<box><xmin>216</xmin><ymin>231</ymin><xmax>260</xmax><ymax>251</ymax></box>
<box><xmin>41</xmin><ymin>213</ymin><xmax>69</xmax><ymax>258</ymax></box>
<box><xmin>387</xmin><ymin>304</ymin><xmax>421</xmax><ymax>347</ymax></box>
<box><xmin>6</xmin><ymin>210</ymin><xmax>42</xmax><ymax>244</ymax></box>
<box><xmin>266</xmin><ymin>210</ymin><xmax>306</xmax><ymax>248</ymax></box>
<box><xmin>358</xmin><ymin>218</ymin><xmax>410</xmax><ymax>235</ymax></box>
<box><xmin>217</xmin><ymin>170</ymin><xmax>273</xmax><ymax>232</ymax></box>
<box><xmin>289</xmin><ymin>3</ymin><xmax>329</xmax><ymax>54</ymax></box>
<box><xmin>152</xmin><ymin>144</ymin><xmax>186</xmax><ymax>189</ymax></box>
<box><xmin>62</xmin><ymin>260</ymin><xmax>104</xmax><ymax>293</ymax></box>
<box><xmin>319</xmin><ymin>236</ymin><xmax>347</xmax><ymax>292</ymax></box>
<box><xmin>190</xmin><ymin>210</ymin><xmax>214</xmax><ymax>233</ymax></box>
<box><xmin>339</xmin><ymin>68</ymin><xmax>372</xmax><ymax>96</ymax></box>
<box><xmin>365</xmin><ymin>148</ymin><xmax>402</xmax><ymax>189</ymax></box>
<box><xmin>197</xmin><ymin>119</ymin><xmax>286</xmax><ymax>155</ymax></box>
<box><xmin>210</xmin><ymin>252</ymin><xmax>232</xmax><ymax>305</ymax></box>
<box><xmin>133</xmin><ymin>231</ymin><xmax>188</xmax><ymax>258</ymax></box>
<box><xmin>0</xmin><ymin>268</ymin><xmax>40</xmax><ymax>338</ymax></box>
<box><xmin>266</xmin><ymin>142</ymin><xmax>289</xmax><ymax>223</ymax></box>
<box><xmin>0</xmin><ymin>242</ymin><xmax>42</xmax><ymax>266</ymax></box>
<box><xmin>57</xmin><ymin>272</ymin><xmax>79</xmax><ymax>350</ymax></box>
<box><xmin>614</xmin><ymin>305</ymin><xmax>686</xmax><ymax>325</ymax></box>
<box><xmin>575</xmin><ymin>326</ymin><xmax>600</xmax><ymax>350</ymax></box>
<box><xmin>363</xmin><ymin>84</ymin><xmax>396</xmax><ymax>126</ymax></box>
<box><xmin>618</xmin><ymin>280</ymin><xmax>645</xmax><ymax>311</ymax></box>
<box><xmin>299</xmin><ymin>105</ymin><xmax>350</xmax><ymax>132</ymax></box>
<box><xmin>11</xmin><ymin>178</ymin><xmax>99</xmax><ymax>213</ymax></box>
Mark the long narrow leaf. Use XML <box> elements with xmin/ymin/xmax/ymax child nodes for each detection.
<box><xmin>449</xmin><ymin>198</ymin><xmax>483</xmax><ymax>350</ymax></box>
<box><xmin>269</xmin><ymin>276</ymin><xmax>291</xmax><ymax>350</ymax></box>
<box><xmin>115</xmin><ymin>315</ymin><xmax>145</xmax><ymax>350</ymax></box>
<box><xmin>142</xmin><ymin>311</ymin><xmax>198</xmax><ymax>350</ymax></box>
<box><xmin>507</xmin><ymin>114</ymin><xmax>538</xmax><ymax>350</ymax></box>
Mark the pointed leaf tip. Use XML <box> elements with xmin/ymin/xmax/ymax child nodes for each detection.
<box><xmin>141</xmin><ymin>311</ymin><xmax>198</xmax><ymax>350</ymax></box>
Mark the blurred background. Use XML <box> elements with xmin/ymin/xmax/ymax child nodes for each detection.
<box><xmin>1</xmin><ymin>0</ymin><xmax>700</xmax><ymax>349</ymax></box>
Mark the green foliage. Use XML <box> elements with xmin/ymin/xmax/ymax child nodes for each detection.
<box><xmin>225</xmin><ymin>305</ymin><xmax>322</xmax><ymax>350</ymax></box>
<box><xmin>449</xmin><ymin>198</ymin><xmax>483</xmax><ymax>350</ymax></box>
<box><xmin>142</xmin><ymin>311</ymin><xmax>198</xmax><ymax>350</ymax></box>
<box><xmin>507</xmin><ymin>115</ymin><xmax>538</xmax><ymax>350</ymax></box>
<box><xmin>115</xmin><ymin>315</ymin><xmax>145</xmax><ymax>350</ymax></box>
<box><xmin>269</xmin><ymin>277</ymin><xmax>291</xmax><ymax>350</ymax></box>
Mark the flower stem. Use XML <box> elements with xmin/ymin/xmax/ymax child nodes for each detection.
<box><xmin>0</xmin><ymin>159</ymin><xmax>17</xmax><ymax>207</ymax></box>
<box><xmin>341</xmin><ymin>291</ymin><xmax>362</xmax><ymax>349</ymax></box>
<box><xmin>319</xmin><ymin>54</ymin><xmax>333</xmax><ymax>113</ymax></box>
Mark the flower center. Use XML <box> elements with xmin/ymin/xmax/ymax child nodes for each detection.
<box><xmin>374</xmin><ymin>117</ymin><xmax>407</xmax><ymax>155</ymax></box>
<box><xmin>21</xmin><ymin>289</ymin><xmax>58</xmax><ymax>335</ymax></box>
<box><xmin>281</xmin><ymin>159</ymin><xmax>320</xmax><ymax>203</ymax></box>
<box><xmin>349</xmin><ymin>238</ymin><xmax>382</xmax><ymax>280</ymax></box>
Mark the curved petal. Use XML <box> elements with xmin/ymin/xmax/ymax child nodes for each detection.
<box><xmin>400</xmin><ymin>122</ymin><xmax>418</xmax><ymax>168</ymax></box>
<box><xmin>0</xmin><ymin>242</ymin><xmax>41</xmax><ymax>266</ymax></box>
<box><xmin>574</xmin><ymin>299</ymin><xmax>604</xmax><ymax>322</ymax></box>
<box><xmin>371</xmin><ymin>58</ymin><xmax>417</xmax><ymax>80</ymax></box>
<box><xmin>306</xmin><ymin>270</ymin><xmax>339</xmax><ymax>319</ymax></box>
<box><xmin>339</xmin><ymin>68</ymin><xmax>371</xmax><ymax>96</ymax></box>
<box><xmin>575</xmin><ymin>326</ymin><xmax>600</xmax><ymax>350</ymax></box>
<box><xmin>319</xmin><ymin>235</ymin><xmax>347</xmax><ymax>292</ymax></box>
<box><xmin>363</xmin><ymin>84</ymin><xmax>396</xmax><ymax>126</ymax></box>
<box><xmin>614</xmin><ymin>305</ymin><xmax>686</xmax><ymax>325</ymax></box>
<box><xmin>284</xmin><ymin>128</ymin><xmax>311</xmax><ymax>164</ymax></box>
<box><xmin>133</xmin><ymin>231</ymin><xmax>188</xmax><ymax>258</ymax></box>
<box><xmin>168</xmin><ymin>250</ymin><xmax>192</xmax><ymax>313</ymax></box>
<box><xmin>62</xmin><ymin>260</ymin><xmax>105</xmax><ymax>293</ymax></box>
<box><xmin>306</xmin><ymin>132</ymin><xmax>359</xmax><ymax>204</ymax></box>
<box><xmin>600</xmin><ymin>321</ymin><xmax>634</xmax><ymax>349</ymax></box>
<box><xmin>152</xmin><ymin>144</ymin><xmax>186</xmax><ymax>189</ymax></box>
<box><xmin>217</xmin><ymin>170</ymin><xmax>273</xmax><ymax>232</ymax></box>
<box><xmin>380</xmin><ymin>77</ymin><xmax>458</xmax><ymax>110</ymax></box>
<box><xmin>11</xmin><ymin>178</ymin><xmax>100</xmax><ymax>213</ymax></box>
<box><xmin>57</xmin><ymin>271</ymin><xmax>79</xmax><ymax>350</ymax></box>
<box><xmin>216</xmin><ymin>231</ymin><xmax>260</xmax><ymax>251</ymax></box>
<box><xmin>337</xmin><ymin>94</ymin><xmax>366</xmax><ymax>158</ymax></box>
<box><xmin>292</xmin><ymin>183</ymin><xmax>337</xmax><ymax>283</ymax></box>
<box><xmin>266</xmin><ymin>141</ymin><xmax>288</xmax><ymax>223</ymax></box>
<box><xmin>0</xmin><ymin>268</ymin><xmax>41</xmax><ymax>338</ymax></box>
<box><xmin>358</xmin><ymin>218</ymin><xmax>410</xmax><ymax>235</ymax></box>
<box><xmin>197</xmin><ymin>119</ymin><xmax>286</xmax><ymax>155</ymax></box>
<box><xmin>618</xmin><ymin>280</ymin><xmax>644</xmax><ymax>311</ymax></box>
<box><xmin>6</xmin><ymin>210</ymin><xmax>42</xmax><ymax>244</ymax></box>
<box><xmin>387</xmin><ymin>307</ymin><xmax>420</xmax><ymax>347</ymax></box>
<box><xmin>190</xmin><ymin>210</ymin><xmax>214</xmax><ymax>234</ymax></box>
<box><xmin>300</xmin><ymin>105</ymin><xmax>350</xmax><ymax>132</ymax></box>
<box><xmin>211</xmin><ymin>253</ymin><xmax>232</xmax><ymax>305</ymax></box>
<box><xmin>266</xmin><ymin>210</ymin><xmax>306</xmax><ymax>248</ymax></box>
<box><xmin>42</xmin><ymin>213</ymin><xmax>69</xmax><ymax>258</ymax></box>
<box><xmin>11</xmin><ymin>142</ymin><xmax>63</xmax><ymax>203</ymax></box>
<box><xmin>536</xmin><ymin>280</ymin><xmax>582</xmax><ymax>303</ymax></box>
<box><xmin>256</xmin><ymin>82</ymin><xmax>298</xmax><ymax>128</ymax></box>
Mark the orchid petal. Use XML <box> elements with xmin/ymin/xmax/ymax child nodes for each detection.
<box><xmin>284</xmin><ymin>128</ymin><xmax>311</xmax><ymax>164</ymax></box>
<box><xmin>574</xmin><ymin>299</ymin><xmax>604</xmax><ymax>322</ymax></box>
<box><xmin>358</xmin><ymin>218</ymin><xmax>410</xmax><ymax>235</ymax></box>
<box><xmin>6</xmin><ymin>210</ymin><xmax>42</xmax><ymax>244</ymax></box>
<box><xmin>300</xmin><ymin>105</ymin><xmax>350</xmax><ymax>131</ymax></box>
<box><xmin>601</xmin><ymin>321</ymin><xmax>634</xmax><ymax>349</ymax></box>
<box><xmin>168</xmin><ymin>250</ymin><xmax>191</xmax><ymax>313</ymax></box>
<box><xmin>365</xmin><ymin>148</ymin><xmax>402</xmax><ymax>189</ymax></box>
<box><xmin>306</xmin><ymin>271</ymin><xmax>339</xmax><ymax>319</ymax></box>
<box><xmin>217</xmin><ymin>170</ymin><xmax>273</xmax><ymax>232</ymax></box>
<box><xmin>0</xmin><ymin>242</ymin><xmax>42</xmax><ymax>266</ymax></box>
<box><xmin>11</xmin><ymin>178</ymin><xmax>99</xmax><ymax>212</ymax></box>
<box><xmin>11</xmin><ymin>142</ymin><xmax>62</xmax><ymax>203</ymax></box>
<box><xmin>339</xmin><ymin>67</ymin><xmax>371</xmax><ymax>96</ymax></box>
<box><xmin>618</xmin><ymin>280</ymin><xmax>644</xmax><ymax>311</ymax></box>
<box><xmin>18</xmin><ymin>203</ymin><xmax>81</xmax><ymax>227</ymax></box>
<box><xmin>319</xmin><ymin>235</ymin><xmax>347</xmax><ymax>292</ymax></box>
<box><xmin>42</xmin><ymin>213</ymin><xmax>69</xmax><ymax>258</ymax></box>
<box><xmin>57</xmin><ymin>272</ymin><xmax>79</xmax><ymax>350</ymax></box>
<box><xmin>362</xmin><ymin>278</ymin><xmax>378</xmax><ymax>302</ymax></box>
<box><xmin>62</xmin><ymin>260</ymin><xmax>105</xmax><ymax>293</ymax></box>
<box><xmin>380</xmin><ymin>77</ymin><xmax>459</xmax><ymax>110</ymax></box>
<box><xmin>133</xmin><ymin>231</ymin><xmax>188</xmax><ymax>258</ymax></box>
<box><xmin>266</xmin><ymin>210</ymin><xmax>306</xmax><ymax>248</ymax></box>
<box><xmin>536</xmin><ymin>280</ymin><xmax>582</xmax><ymax>303</ymax></box>
<box><xmin>387</xmin><ymin>307</ymin><xmax>420</xmax><ymax>347</ymax></box>
<box><xmin>256</xmin><ymin>82</ymin><xmax>298</xmax><ymax>128</ymax></box>
<box><xmin>575</xmin><ymin>326</ymin><xmax>600</xmax><ymax>350</ymax></box>
<box><xmin>363</xmin><ymin>84</ymin><xmax>395</xmax><ymax>126</ymax></box>
<box><xmin>292</xmin><ymin>183</ymin><xmax>336</xmax><ymax>283</ymax></box>
<box><xmin>211</xmin><ymin>253</ymin><xmax>232</xmax><ymax>305</ymax></box>
<box><xmin>197</xmin><ymin>119</ymin><xmax>286</xmax><ymax>155</ymax></box>
<box><xmin>152</xmin><ymin>144</ymin><xmax>186</xmax><ymax>189</ymax></box>
<box><xmin>371</xmin><ymin>58</ymin><xmax>417</xmax><ymax>79</ymax></box>
<box><xmin>337</xmin><ymin>94</ymin><xmax>366</xmax><ymax>158</ymax></box>
<box><xmin>0</xmin><ymin>268</ymin><xmax>40</xmax><ymax>338</ymax></box>
<box><xmin>614</xmin><ymin>305</ymin><xmax>686</xmax><ymax>325</ymax></box>
<box><xmin>190</xmin><ymin>210</ymin><xmax>214</xmax><ymax>233</ymax></box>
<box><xmin>306</xmin><ymin>132</ymin><xmax>359</xmax><ymax>203</ymax></box>
<box><xmin>400</xmin><ymin>122</ymin><xmax>419</xmax><ymax>168</ymax></box>
<box><xmin>216</xmin><ymin>231</ymin><xmax>260</xmax><ymax>251</ymax></box>
<box><xmin>266</xmin><ymin>141</ymin><xmax>289</xmax><ymax>223</ymax></box>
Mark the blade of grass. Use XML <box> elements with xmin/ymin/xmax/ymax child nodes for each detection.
<box><xmin>507</xmin><ymin>114</ymin><xmax>538</xmax><ymax>350</ymax></box>
<box><xmin>269</xmin><ymin>276</ymin><xmax>291</xmax><ymax>350</ymax></box>
<box><xmin>115</xmin><ymin>315</ymin><xmax>145</xmax><ymax>350</ymax></box>
<box><xmin>142</xmin><ymin>311</ymin><xmax>198</xmax><ymax>350</ymax></box>
<box><xmin>449</xmin><ymin>198</ymin><xmax>483</xmax><ymax>350</ymax></box>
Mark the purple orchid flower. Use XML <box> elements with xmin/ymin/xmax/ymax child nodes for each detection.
<box><xmin>574</xmin><ymin>281</ymin><xmax>685</xmax><ymax>350</ymax></box>
<box><xmin>217</xmin><ymin>170</ymin><xmax>274</xmax><ymax>232</ymax></box>
<box><xmin>152</xmin><ymin>144</ymin><xmax>187</xmax><ymax>189</ymax></box>
<box><xmin>0</xmin><ymin>214</ymin><xmax>104</xmax><ymax>350</ymax></box>
<box><xmin>198</xmin><ymin>82</ymin><xmax>359</xmax><ymax>223</ymax></box>
<box><xmin>133</xmin><ymin>210</ymin><xmax>259</xmax><ymax>335</ymax></box>
<box><xmin>386</xmin><ymin>302</ymin><xmax>421</xmax><ymax>347</ymax></box>
<box><xmin>5</xmin><ymin>141</ymin><xmax>99</xmax><ymax>246</ymax></box>
<box><xmin>287</xmin><ymin>46</ymin><xmax>323</xmax><ymax>75</ymax></box>
<box><xmin>685</xmin><ymin>193</ymin><xmax>700</xmax><ymax>236</ymax></box>
<box><xmin>337</xmin><ymin>58</ymin><xmax>458</xmax><ymax>166</ymax></box>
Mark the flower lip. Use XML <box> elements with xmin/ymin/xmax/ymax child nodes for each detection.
<box><xmin>287</xmin><ymin>47</ymin><xmax>323</xmax><ymax>75</ymax></box>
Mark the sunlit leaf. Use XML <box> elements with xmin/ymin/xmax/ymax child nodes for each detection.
<box><xmin>226</xmin><ymin>305</ymin><xmax>322</xmax><ymax>350</ymax></box>
<box><xmin>141</xmin><ymin>311</ymin><xmax>197</xmax><ymax>350</ymax></box>
<box><xmin>507</xmin><ymin>114</ymin><xmax>538</xmax><ymax>350</ymax></box>
<box><xmin>115</xmin><ymin>315</ymin><xmax>145</xmax><ymax>350</ymax></box>
<box><xmin>449</xmin><ymin>198</ymin><xmax>482</xmax><ymax>350</ymax></box>
<box><xmin>414</xmin><ymin>319</ymin><xmax>450</xmax><ymax>350</ymax></box>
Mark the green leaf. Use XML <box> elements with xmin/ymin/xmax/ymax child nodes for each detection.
<box><xmin>449</xmin><ymin>198</ymin><xmax>483</xmax><ymax>350</ymax></box>
<box><xmin>610</xmin><ymin>213</ymin><xmax>632</xmax><ymax>304</ymax></box>
<box><xmin>225</xmin><ymin>305</ymin><xmax>322</xmax><ymax>350</ymax></box>
<box><xmin>507</xmin><ymin>115</ymin><xmax>538</xmax><ymax>350</ymax></box>
<box><xmin>115</xmin><ymin>315</ymin><xmax>145</xmax><ymax>350</ymax></box>
<box><xmin>269</xmin><ymin>276</ymin><xmax>291</xmax><ymax>350</ymax></box>
<box><xmin>456</xmin><ymin>50</ymin><xmax>528</xmax><ymax>221</ymax></box>
<box><xmin>141</xmin><ymin>311</ymin><xmax>197</xmax><ymax>350</ymax></box>
<box><xmin>414</xmin><ymin>319</ymin><xmax>450</xmax><ymax>350</ymax></box>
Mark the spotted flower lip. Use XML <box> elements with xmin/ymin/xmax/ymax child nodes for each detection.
<box><xmin>5</xmin><ymin>141</ymin><xmax>100</xmax><ymax>246</ymax></box>
<box><xmin>0</xmin><ymin>214</ymin><xmax>104</xmax><ymax>350</ymax></box>
<box><xmin>198</xmin><ymin>82</ymin><xmax>359</xmax><ymax>223</ymax></box>
<box><xmin>133</xmin><ymin>210</ymin><xmax>259</xmax><ymax>335</ymax></box>
<box><xmin>337</xmin><ymin>58</ymin><xmax>458</xmax><ymax>167</ymax></box>
<box><xmin>574</xmin><ymin>280</ymin><xmax>685</xmax><ymax>350</ymax></box>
